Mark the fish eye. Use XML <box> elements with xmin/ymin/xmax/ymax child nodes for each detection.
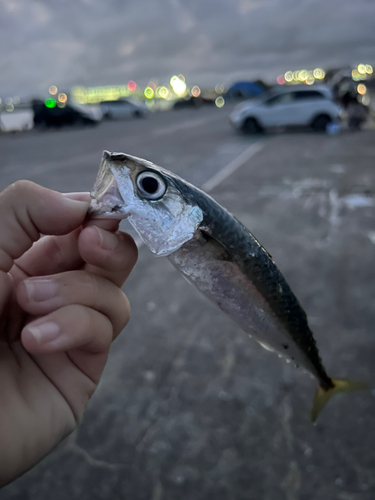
<box><xmin>136</xmin><ymin>171</ymin><xmax>166</xmax><ymax>200</ymax></box>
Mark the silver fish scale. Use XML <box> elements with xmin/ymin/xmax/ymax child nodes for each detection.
<box><xmin>169</xmin><ymin>179</ymin><xmax>331</xmax><ymax>388</ymax></box>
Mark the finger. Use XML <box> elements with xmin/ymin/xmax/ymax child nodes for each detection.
<box><xmin>21</xmin><ymin>304</ymin><xmax>113</xmax><ymax>355</ymax></box>
<box><xmin>13</xmin><ymin>228</ymin><xmax>83</xmax><ymax>282</ymax></box>
<box><xmin>17</xmin><ymin>271</ymin><xmax>131</xmax><ymax>336</ymax></box>
<box><xmin>84</xmin><ymin>218</ymin><xmax>120</xmax><ymax>232</ymax></box>
<box><xmin>0</xmin><ymin>182</ymin><xmax>90</xmax><ymax>274</ymax></box>
<box><xmin>78</xmin><ymin>226</ymin><xmax>138</xmax><ymax>287</ymax></box>
<box><xmin>62</xmin><ymin>192</ymin><xmax>91</xmax><ymax>203</ymax></box>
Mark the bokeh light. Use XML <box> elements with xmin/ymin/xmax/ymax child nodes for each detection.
<box><xmin>127</xmin><ymin>81</ymin><xmax>137</xmax><ymax>92</ymax></box>
<box><xmin>284</xmin><ymin>71</ymin><xmax>293</xmax><ymax>82</ymax></box>
<box><xmin>170</xmin><ymin>76</ymin><xmax>187</xmax><ymax>96</ymax></box>
<box><xmin>191</xmin><ymin>86</ymin><xmax>201</xmax><ymax>97</ymax></box>
<box><xmin>144</xmin><ymin>87</ymin><xmax>154</xmax><ymax>99</ymax></box>
<box><xmin>313</xmin><ymin>68</ymin><xmax>325</xmax><ymax>79</ymax></box>
<box><xmin>58</xmin><ymin>93</ymin><xmax>67</xmax><ymax>103</ymax></box>
<box><xmin>365</xmin><ymin>64</ymin><xmax>373</xmax><ymax>74</ymax></box>
<box><xmin>357</xmin><ymin>84</ymin><xmax>367</xmax><ymax>95</ymax></box>
<box><xmin>45</xmin><ymin>98</ymin><xmax>56</xmax><ymax>108</ymax></box>
<box><xmin>357</xmin><ymin>64</ymin><xmax>366</xmax><ymax>75</ymax></box>
<box><xmin>361</xmin><ymin>95</ymin><xmax>370</xmax><ymax>106</ymax></box>
<box><xmin>49</xmin><ymin>85</ymin><xmax>58</xmax><ymax>95</ymax></box>
<box><xmin>215</xmin><ymin>96</ymin><xmax>225</xmax><ymax>108</ymax></box>
<box><xmin>351</xmin><ymin>69</ymin><xmax>360</xmax><ymax>80</ymax></box>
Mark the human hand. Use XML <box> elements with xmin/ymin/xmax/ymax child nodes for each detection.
<box><xmin>0</xmin><ymin>181</ymin><xmax>137</xmax><ymax>486</ymax></box>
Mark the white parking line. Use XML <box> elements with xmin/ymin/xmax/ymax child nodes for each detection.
<box><xmin>133</xmin><ymin>140</ymin><xmax>265</xmax><ymax>249</ymax></box>
<box><xmin>201</xmin><ymin>141</ymin><xmax>264</xmax><ymax>192</ymax></box>
<box><xmin>152</xmin><ymin>116</ymin><xmax>218</xmax><ymax>136</ymax></box>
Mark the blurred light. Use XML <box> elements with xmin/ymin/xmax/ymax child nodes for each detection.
<box><xmin>215</xmin><ymin>84</ymin><xmax>225</xmax><ymax>93</ymax></box>
<box><xmin>293</xmin><ymin>71</ymin><xmax>300</xmax><ymax>81</ymax></box>
<box><xmin>357</xmin><ymin>84</ymin><xmax>367</xmax><ymax>95</ymax></box>
<box><xmin>357</xmin><ymin>64</ymin><xmax>366</xmax><ymax>74</ymax></box>
<box><xmin>284</xmin><ymin>71</ymin><xmax>293</xmax><ymax>82</ymax></box>
<box><xmin>191</xmin><ymin>85</ymin><xmax>201</xmax><ymax>97</ymax></box>
<box><xmin>49</xmin><ymin>85</ymin><xmax>58</xmax><ymax>95</ymax></box>
<box><xmin>299</xmin><ymin>70</ymin><xmax>308</xmax><ymax>81</ymax></box>
<box><xmin>13</xmin><ymin>96</ymin><xmax>21</xmax><ymax>105</ymax></box>
<box><xmin>57</xmin><ymin>102</ymin><xmax>66</xmax><ymax>108</ymax></box>
<box><xmin>313</xmin><ymin>68</ymin><xmax>325</xmax><ymax>79</ymax></box>
<box><xmin>215</xmin><ymin>96</ymin><xmax>225</xmax><ymax>108</ymax></box>
<box><xmin>58</xmin><ymin>93</ymin><xmax>67</xmax><ymax>103</ymax></box>
<box><xmin>177</xmin><ymin>74</ymin><xmax>185</xmax><ymax>82</ymax></box>
<box><xmin>127</xmin><ymin>80</ymin><xmax>137</xmax><ymax>91</ymax></box>
<box><xmin>6</xmin><ymin>103</ymin><xmax>14</xmax><ymax>112</ymax></box>
<box><xmin>45</xmin><ymin>98</ymin><xmax>56</xmax><ymax>108</ymax></box>
<box><xmin>351</xmin><ymin>69</ymin><xmax>360</xmax><ymax>80</ymax></box>
<box><xmin>306</xmin><ymin>77</ymin><xmax>315</xmax><ymax>85</ymax></box>
<box><xmin>361</xmin><ymin>95</ymin><xmax>370</xmax><ymax>106</ymax></box>
<box><xmin>276</xmin><ymin>75</ymin><xmax>285</xmax><ymax>85</ymax></box>
<box><xmin>144</xmin><ymin>87</ymin><xmax>154</xmax><ymax>99</ymax></box>
<box><xmin>145</xmin><ymin>100</ymin><xmax>155</xmax><ymax>109</ymax></box>
<box><xmin>365</xmin><ymin>64</ymin><xmax>373</xmax><ymax>74</ymax></box>
<box><xmin>170</xmin><ymin>75</ymin><xmax>187</xmax><ymax>96</ymax></box>
<box><xmin>148</xmin><ymin>81</ymin><xmax>157</xmax><ymax>90</ymax></box>
<box><xmin>156</xmin><ymin>86</ymin><xmax>169</xmax><ymax>99</ymax></box>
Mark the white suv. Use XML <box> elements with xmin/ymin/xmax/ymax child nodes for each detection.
<box><xmin>230</xmin><ymin>85</ymin><xmax>341</xmax><ymax>133</ymax></box>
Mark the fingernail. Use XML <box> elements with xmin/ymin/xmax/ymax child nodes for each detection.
<box><xmin>61</xmin><ymin>192</ymin><xmax>90</xmax><ymax>210</ymax></box>
<box><xmin>63</xmin><ymin>192</ymin><xmax>91</xmax><ymax>203</ymax></box>
<box><xmin>94</xmin><ymin>226</ymin><xmax>118</xmax><ymax>250</ymax></box>
<box><xmin>24</xmin><ymin>279</ymin><xmax>58</xmax><ymax>302</ymax></box>
<box><xmin>27</xmin><ymin>322</ymin><xmax>60</xmax><ymax>344</ymax></box>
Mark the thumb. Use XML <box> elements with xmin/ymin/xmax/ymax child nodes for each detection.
<box><xmin>0</xmin><ymin>181</ymin><xmax>90</xmax><ymax>273</ymax></box>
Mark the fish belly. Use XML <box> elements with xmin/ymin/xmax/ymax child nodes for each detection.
<box><xmin>168</xmin><ymin>232</ymin><xmax>308</xmax><ymax>369</ymax></box>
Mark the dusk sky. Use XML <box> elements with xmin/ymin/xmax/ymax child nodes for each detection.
<box><xmin>1</xmin><ymin>0</ymin><xmax>375</xmax><ymax>97</ymax></box>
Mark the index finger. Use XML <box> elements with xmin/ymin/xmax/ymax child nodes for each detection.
<box><xmin>0</xmin><ymin>181</ymin><xmax>89</xmax><ymax>274</ymax></box>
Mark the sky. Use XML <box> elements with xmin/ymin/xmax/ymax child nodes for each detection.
<box><xmin>1</xmin><ymin>0</ymin><xmax>375</xmax><ymax>97</ymax></box>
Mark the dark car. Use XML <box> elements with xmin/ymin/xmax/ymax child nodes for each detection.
<box><xmin>32</xmin><ymin>100</ymin><xmax>101</xmax><ymax>128</ymax></box>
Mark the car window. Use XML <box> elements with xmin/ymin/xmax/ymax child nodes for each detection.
<box><xmin>264</xmin><ymin>93</ymin><xmax>294</xmax><ymax>105</ymax></box>
<box><xmin>292</xmin><ymin>90</ymin><xmax>325</xmax><ymax>100</ymax></box>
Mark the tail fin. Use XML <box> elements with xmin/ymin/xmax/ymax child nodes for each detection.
<box><xmin>311</xmin><ymin>378</ymin><xmax>368</xmax><ymax>422</ymax></box>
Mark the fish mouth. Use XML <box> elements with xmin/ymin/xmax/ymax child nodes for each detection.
<box><xmin>88</xmin><ymin>151</ymin><xmax>129</xmax><ymax>219</ymax></box>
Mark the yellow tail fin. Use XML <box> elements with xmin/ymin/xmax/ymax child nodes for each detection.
<box><xmin>311</xmin><ymin>378</ymin><xmax>368</xmax><ymax>422</ymax></box>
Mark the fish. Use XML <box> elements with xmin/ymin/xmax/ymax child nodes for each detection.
<box><xmin>89</xmin><ymin>150</ymin><xmax>365</xmax><ymax>421</ymax></box>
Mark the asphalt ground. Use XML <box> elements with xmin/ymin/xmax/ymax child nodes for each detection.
<box><xmin>1</xmin><ymin>106</ymin><xmax>375</xmax><ymax>500</ymax></box>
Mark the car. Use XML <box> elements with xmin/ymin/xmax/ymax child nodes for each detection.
<box><xmin>229</xmin><ymin>85</ymin><xmax>342</xmax><ymax>133</ymax></box>
<box><xmin>32</xmin><ymin>100</ymin><xmax>102</xmax><ymax>128</ymax></box>
<box><xmin>100</xmin><ymin>99</ymin><xmax>149</xmax><ymax>119</ymax></box>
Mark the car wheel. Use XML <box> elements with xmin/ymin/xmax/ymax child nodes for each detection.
<box><xmin>242</xmin><ymin>117</ymin><xmax>262</xmax><ymax>134</ymax></box>
<box><xmin>311</xmin><ymin>114</ymin><xmax>331</xmax><ymax>132</ymax></box>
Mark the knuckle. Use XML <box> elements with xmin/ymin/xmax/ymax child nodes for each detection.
<box><xmin>10</xmin><ymin>180</ymin><xmax>34</xmax><ymax>195</ymax></box>
<box><xmin>76</xmin><ymin>304</ymin><xmax>94</xmax><ymax>332</ymax></box>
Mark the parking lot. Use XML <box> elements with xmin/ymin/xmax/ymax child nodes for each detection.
<box><xmin>1</xmin><ymin>106</ymin><xmax>375</xmax><ymax>500</ymax></box>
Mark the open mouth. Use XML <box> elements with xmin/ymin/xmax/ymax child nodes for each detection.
<box><xmin>88</xmin><ymin>156</ymin><xmax>127</xmax><ymax>219</ymax></box>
